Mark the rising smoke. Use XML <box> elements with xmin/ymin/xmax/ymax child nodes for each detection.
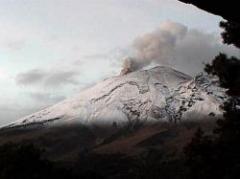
<box><xmin>121</xmin><ymin>21</ymin><xmax>240</xmax><ymax>76</ymax></box>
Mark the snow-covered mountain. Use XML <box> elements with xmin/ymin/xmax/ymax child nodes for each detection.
<box><xmin>3</xmin><ymin>66</ymin><xmax>226</xmax><ymax>129</ymax></box>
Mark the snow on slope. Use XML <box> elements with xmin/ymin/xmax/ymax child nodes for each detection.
<box><xmin>3</xmin><ymin>66</ymin><xmax>226</xmax><ymax>129</ymax></box>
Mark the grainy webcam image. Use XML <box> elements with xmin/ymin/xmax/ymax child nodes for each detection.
<box><xmin>0</xmin><ymin>0</ymin><xmax>239</xmax><ymax>178</ymax></box>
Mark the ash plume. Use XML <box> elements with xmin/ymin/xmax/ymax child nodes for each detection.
<box><xmin>121</xmin><ymin>21</ymin><xmax>187</xmax><ymax>74</ymax></box>
<box><xmin>120</xmin><ymin>21</ymin><xmax>240</xmax><ymax>75</ymax></box>
<box><xmin>120</xmin><ymin>57</ymin><xmax>137</xmax><ymax>75</ymax></box>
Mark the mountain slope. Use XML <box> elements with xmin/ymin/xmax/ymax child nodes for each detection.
<box><xmin>3</xmin><ymin>66</ymin><xmax>226</xmax><ymax>129</ymax></box>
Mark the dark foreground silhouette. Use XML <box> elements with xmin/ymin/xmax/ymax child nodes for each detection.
<box><xmin>0</xmin><ymin>120</ymin><xmax>216</xmax><ymax>179</ymax></box>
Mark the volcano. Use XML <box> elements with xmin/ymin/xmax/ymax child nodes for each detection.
<box><xmin>2</xmin><ymin>66</ymin><xmax>226</xmax><ymax>130</ymax></box>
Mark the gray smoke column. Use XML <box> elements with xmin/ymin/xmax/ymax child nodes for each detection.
<box><xmin>121</xmin><ymin>21</ymin><xmax>187</xmax><ymax>74</ymax></box>
<box><xmin>120</xmin><ymin>57</ymin><xmax>137</xmax><ymax>75</ymax></box>
<box><xmin>120</xmin><ymin>21</ymin><xmax>240</xmax><ymax>76</ymax></box>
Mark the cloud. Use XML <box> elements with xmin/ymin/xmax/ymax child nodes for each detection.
<box><xmin>123</xmin><ymin>21</ymin><xmax>240</xmax><ymax>75</ymax></box>
<box><xmin>44</xmin><ymin>71</ymin><xmax>79</xmax><ymax>87</ymax></box>
<box><xmin>28</xmin><ymin>92</ymin><xmax>65</xmax><ymax>103</ymax></box>
<box><xmin>16</xmin><ymin>69</ymin><xmax>46</xmax><ymax>85</ymax></box>
<box><xmin>16</xmin><ymin>69</ymin><xmax>79</xmax><ymax>88</ymax></box>
<box><xmin>0</xmin><ymin>22</ymin><xmax>30</xmax><ymax>51</ymax></box>
<box><xmin>6</xmin><ymin>39</ymin><xmax>26</xmax><ymax>51</ymax></box>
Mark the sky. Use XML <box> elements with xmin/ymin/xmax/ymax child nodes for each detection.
<box><xmin>0</xmin><ymin>0</ymin><xmax>239</xmax><ymax>126</ymax></box>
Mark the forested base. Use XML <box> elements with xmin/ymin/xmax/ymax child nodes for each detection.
<box><xmin>0</xmin><ymin>141</ymin><xmax>198</xmax><ymax>179</ymax></box>
<box><xmin>0</xmin><ymin>121</ymin><xmax>215</xmax><ymax>179</ymax></box>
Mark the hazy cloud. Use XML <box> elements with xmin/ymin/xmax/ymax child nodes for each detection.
<box><xmin>16</xmin><ymin>69</ymin><xmax>79</xmax><ymax>88</ymax></box>
<box><xmin>44</xmin><ymin>71</ymin><xmax>79</xmax><ymax>87</ymax></box>
<box><xmin>28</xmin><ymin>92</ymin><xmax>65</xmax><ymax>103</ymax></box>
<box><xmin>16</xmin><ymin>69</ymin><xmax>46</xmax><ymax>85</ymax></box>
<box><xmin>6</xmin><ymin>39</ymin><xmax>26</xmax><ymax>51</ymax></box>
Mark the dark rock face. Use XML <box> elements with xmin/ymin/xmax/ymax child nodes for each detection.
<box><xmin>179</xmin><ymin>0</ymin><xmax>239</xmax><ymax>23</ymax></box>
